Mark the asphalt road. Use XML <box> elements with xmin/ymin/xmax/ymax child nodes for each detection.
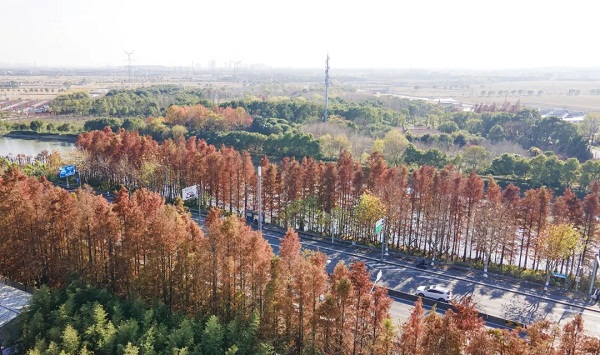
<box><xmin>185</xmin><ymin>210</ymin><xmax>600</xmax><ymax>334</ymax></box>
<box><xmin>60</xmin><ymin>188</ymin><xmax>600</xmax><ymax>337</ymax></box>
<box><xmin>253</xmin><ymin>223</ymin><xmax>600</xmax><ymax>337</ymax></box>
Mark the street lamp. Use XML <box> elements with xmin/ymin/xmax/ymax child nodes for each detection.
<box><xmin>576</xmin><ymin>266</ymin><xmax>583</xmax><ymax>292</ymax></box>
<box><xmin>371</xmin><ymin>269</ymin><xmax>383</xmax><ymax>292</ymax></box>
<box><xmin>428</xmin><ymin>239</ymin><xmax>436</xmax><ymax>267</ymax></box>
<box><xmin>76</xmin><ymin>166</ymin><xmax>82</xmax><ymax>187</ymax></box>
<box><xmin>483</xmin><ymin>249</ymin><xmax>489</xmax><ymax>277</ymax></box>
<box><xmin>331</xmin><ymin>216</ymin><xmax>336</xmax><ymax>244</ymax></box>
<box><xmin>589</xmin><ymin>250</ymin><xmax>600</xmax><ymax>297</ymax></box>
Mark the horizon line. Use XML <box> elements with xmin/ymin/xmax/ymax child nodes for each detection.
<box><xmin>2</xmin><ymin>63</ymin><xmax>600</xmax><ymax>72</ymax></box>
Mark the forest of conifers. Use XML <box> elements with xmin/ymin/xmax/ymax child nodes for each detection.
<box><xmin>4</xmin><ymin>86</ymin><xmax>600</xmax><ymax>353</ymax></box>
<box><xmin>15</xmin><ymin>283</ymin><xmax>600</xmax><ymax>354</ymax></box>
<box><xmin>0</xmin><ymin>168</ymin><xmax>387</xmax><ymax>353</ymax></box>
<box><xmin>74</xmin><ymin>128</ymin><xmax>599</xmax><ymax>281</ymax></box>
<box><xmin>2</xmin><ymin>165</ymin><xmax>600</xmax><ymax>353</ymax></box>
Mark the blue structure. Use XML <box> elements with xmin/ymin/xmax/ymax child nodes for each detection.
<box><xmin>59</xmin><ymin>165</ymin><xmax>75</xmax><ymax>178</ymax></box>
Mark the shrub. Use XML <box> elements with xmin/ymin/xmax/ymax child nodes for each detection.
<box><xmin>438</xmin><ymin>121</ymin><xmax>459</xmax><ymax>134</ymax></box>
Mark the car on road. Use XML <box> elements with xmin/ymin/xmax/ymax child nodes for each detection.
<box><xmin>415</xmin><ymin>258</ymin><xmax>427</xmax><ymax>269</ymax></box>
<box><xmin>416</xmin><ymin>285</ymin><xmax>452</xmax><ymax>302</ymax></box>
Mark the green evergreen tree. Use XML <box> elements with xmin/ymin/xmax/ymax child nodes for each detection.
<box><xmin>168</xmin><ymin>319</ymin><xmax>195</xmax><ymax>350</ymax></box>
<box><xmin>138</xmin><ymin>326</ymin><xmax>157</xmax><ymax>355</ymax></box>
<box><xmin>115</xmin><ymin>319</ymin><xmax>139</xmax><ymax>349</ymax></box>
<box><xmin>202</xmin><ymin>315</ymin><xmax>225</xmax><ymax>355</ymax></box>
<box><xmin>83</xmin><ymin>303</ymin><xmax>116</xmax><ymax>353</ymax></box>
<box><xmin>236</xmin><ymin>311</ymin><xmax>260</xmax><ymax>355</ymax></box>
<box><xmin>255</xmin><ymin>342</ymin><xmax>275</xmax><ymax>355</ymax></box>
<box><xmin>61</xmin><ymin>324</ymin><xmax>80</xmax><ymax>354</ymax></box>
<box><xmin>225</xmin><ymin>345</ymin><xmax>239</xmax><ymax>355</ymax></box>
<box><xmin>46</xmin><ymin>341</ymin><xmax>60</xmax><ymax>355</ymax></box>
<box><xmin>123</xmin><ymin>342</ymin><xmax>140</xmax><ymax>355</ymax></box>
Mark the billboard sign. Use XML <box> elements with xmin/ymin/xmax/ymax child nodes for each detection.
<box><xmin>59</xmin><ymin>165</ymin><xmax>75</xmax><ymax>178</ymax></box>
<box><xmin>182</xmin><ymin>185</ymin><xmax>199</xmax><ymax>201</ymax></box>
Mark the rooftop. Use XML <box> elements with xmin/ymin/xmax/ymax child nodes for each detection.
<box><xmin>0</xmin><ymin>282</ymin><xmax>32</xmax><ymax>328</ymax></box>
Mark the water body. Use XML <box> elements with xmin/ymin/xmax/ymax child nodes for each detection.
<box><xmin>0</xmin><ymin>136</ymin><xmax>75</xmax><ymax>157</ymax></box>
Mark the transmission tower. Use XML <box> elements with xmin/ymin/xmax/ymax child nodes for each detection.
<box><xmin>323</xmin><ymin>54</ymin><xmax>330</xmax><ymax>122</ymax></box>
<box><xmin>123</xmin><ymin>50</ymin><xmax>135</xmax><ymax>82</ymax></box>
<box><xmin>233</xmin><ymin>60</ymin><xmax>242</xmax><ymax>79</ymax></box>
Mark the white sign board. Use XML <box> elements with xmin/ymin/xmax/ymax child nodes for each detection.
<box><xmin>182</xmin><ymin>185</ymin><xmax>198</xmax><ymax>201</ymax></box>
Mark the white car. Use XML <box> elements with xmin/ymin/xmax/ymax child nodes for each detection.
<box><xmin>416</xmin><ymin>285</ymin><xmax>452</xmax><ymax>302</ymax></box>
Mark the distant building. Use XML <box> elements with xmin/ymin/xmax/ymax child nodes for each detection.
<box><xmin>539</xmin><ymin>108</ymin><xmax>586</xmax><ymax>123</ymax></box>
<box><xmin>436</xmin><ymin>98</ymin><xmax>473</xmax><ymax>112</ymax></box>
<box><xmin>89</xmin><ymin>88</ymin><xmax>110</xmax><ymax>98</ymax></box>
<box><xmin>407</xmin><ymin>125</ymin><xmax>441</xmax><ymax>137</ymax></box>
<box><xmin>563</xmin><ymin>111</ymin><xmax>586</xmax><ymax>123</ymax></box>
<box><xmin>0</xmin><ymin>281</ymin><xmax>32</xmax><ymax>346</ymax></box>
<box><xmin>437</xmin><ymin>98</ymin><xmax>458</xmax><ymax>108</ymax></box>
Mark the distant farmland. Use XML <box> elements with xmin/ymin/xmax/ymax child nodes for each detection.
<box><xmin>389</xmin><ymin>79</ymin><xmax>600</xmax><ymax>112</ymax></box>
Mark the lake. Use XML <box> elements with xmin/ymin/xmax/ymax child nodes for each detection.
<box><xmin>0</xmin><ymin>136</ymin><xmax>76</xmax><ymax>157</ymax></box>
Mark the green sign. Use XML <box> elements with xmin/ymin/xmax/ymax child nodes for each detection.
<box><xmin>375</xmin><ymin>218</ymin><xmax>385</xmax><ymax>234</ymax></box>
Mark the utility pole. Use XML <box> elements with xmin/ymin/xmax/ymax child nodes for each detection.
<box><xmin>381</xmin><ymin>229</ymin><xmax>385</xmax><ymax>261</ymax></box>
<box><xmin>331</xmin><ymin>216</ymin><xmax>335</xmax><ymax>244</ymax></box>
<box><xmin>257</xmin><ymin>166</ymin><xmax>262</xmax><ymax>232</ymax></box>
<box><xmin>431</xmin><ymin>239</ymin><xmax>437</xmax><ymax>268</ymax></box>
<box><xmin>323</xmin><ymin>54</ymin><xmax>330</xmax><ymax>122</ymax></box>
<box><xmin>196</xmin><ymin>184</ymin><xmax>203</xmax><ymax>216</ymax></box>
<box><xmin>376</xmin><ymin>218</ymin><xmax>386</xmax><ymax>261</ymax></box>
<box><xmin>589</xmin><ymin>251</ymin><xmax>600</xmax><ymax>297</ymax></box>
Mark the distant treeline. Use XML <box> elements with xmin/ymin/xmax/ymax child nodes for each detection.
<box><xmin>49</xmin><ymin>86</ymin><xmax>591</xmax><ymax>164</ymax></box>
<box><xmin>49</xmin><ymin>85</ymin><xmax>212</xmax><ymax>117</ymax></box>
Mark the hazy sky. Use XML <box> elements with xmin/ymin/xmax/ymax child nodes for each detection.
<box><xmin>1</xmin><ymin>0</ymin><xmax>597</xmax><ymax>70</ymax></box>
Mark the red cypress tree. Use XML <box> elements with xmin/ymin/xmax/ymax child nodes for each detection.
<box><xmin>398</xmin><ymin>297</ymin><xmax>424</xmax><ymax>354</ymax></box>
<box><xmin>462</xmin><ymin>171</ymin><xmax>484</xmax><ymax>261</ymax></box>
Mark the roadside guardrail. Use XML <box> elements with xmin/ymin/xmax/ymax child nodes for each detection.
<box><xmin>386</xmin><ymin>288</ymin><xmax>523</xmax><ymax>329</ymax></box>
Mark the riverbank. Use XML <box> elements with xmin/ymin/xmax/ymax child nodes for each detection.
<box><xmin>2</xmin><ymin>131</ymin><xmax>78</xmax><ymax>143</ymax></box>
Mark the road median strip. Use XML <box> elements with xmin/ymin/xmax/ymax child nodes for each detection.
<box><xmin>262</xmin><ymin>226</ymin><xmax>600</xmax><ymax>315</ymax></box>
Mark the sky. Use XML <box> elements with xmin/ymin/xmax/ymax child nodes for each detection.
<box><xmin>1</xmin><ymin>0</ymin><xmax>598</xmax><ymax>70</ymax></box>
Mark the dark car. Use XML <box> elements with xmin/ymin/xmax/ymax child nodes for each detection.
<box><xmin>415</xmin><ymin>258</ymin><xmax>427</xmax><ymax>269</ymax></box>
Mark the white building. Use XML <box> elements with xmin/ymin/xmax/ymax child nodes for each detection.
<box><xmin>539</xmin><ymin>108</ymin><xmax>586</xmax><ymax>123</ymax></box>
